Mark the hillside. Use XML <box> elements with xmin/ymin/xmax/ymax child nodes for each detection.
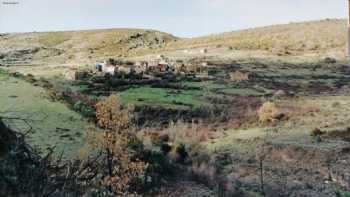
<box><xmin>0</xmin><ymin>19</ymin><xmax>347</xmax><ymax>65</ymax></box>
<box><xmin>0</xmin><ymin>28</ymin><xmax>177</xmax><ymax>65</ymax></box>
<box><xmin>165</xmin><ymin>19</ymin><xmax>347</xmax><ymax>55</ymax></box>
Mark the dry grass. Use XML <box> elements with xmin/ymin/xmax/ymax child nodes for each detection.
<box><xmin>0</xmin><ymin>19</ymin><xmax>346</xmax><ymax>66</ymax></box>
<box><xmin>278</xmin><ymin>100</ymin><xmax>320</xmax><ymax>116</ymax></box>
<box><xmin>229</xmin><ymin>71</ymin><xmax>249</xmax><ymax>82</ymax></box>
<box><xmin>0</xmin><ymin>28</ymin><xmax>176</xmax><ymax>64</ymax></box>
<box><xmin>38</xmin><ymin>32</ymin><xmax>71</xmax><ymax>47</ymax></box>
<box><xmin>257</xmin><ymin>99</ymin><xmax>322</xmax><ymax>125</ymax></box>
<box><xmin>285</xmin><ymin>96</ymin><xmax>350</xmax><ymax>134</ymax></box>
<box><xmin>136</xmin><ymin>121</ymin><xmax>213</xmax><ymax>163</ymax></box>
<box><xmin>258</xmin><ymin>101</ymin><xmax>280</xmax><ymax>123</ymax></box>
<box><xmin>166</xmin><ymin>19</ymin><xmax>346</xmax><ymax>55</ymax></box>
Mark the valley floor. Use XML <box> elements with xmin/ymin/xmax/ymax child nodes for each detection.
<box><xmin>1</xmin><ymin>54</ymin><xmax>350</xmax><ymax>196</ymax></box>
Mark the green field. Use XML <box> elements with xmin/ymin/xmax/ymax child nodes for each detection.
<box><xmin>119</xmin><ymin>85</ymin><xmax>208</xmax><ymax>109</ymax></box>
<box><xmin>118</xmin><ymin>79</ymin><xmax>267</xmax><ymax>108</ymax></box>
<box><xmin>0</xmin><ymin>69</ymin><xmax>9</xmax><ymax>81</ymax></box>
<box><xmin>0</xmin><ymin>70</ymin><xmax>89</xmax><ymax>159</ymax></box>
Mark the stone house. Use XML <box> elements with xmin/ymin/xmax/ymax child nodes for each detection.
<box><xmin>117</xmin><ymin>66</ymin><xmax>133</xmax><ymax>74</ymax></box>
<box><xmin>200</xmin><ymin>48</ymin><xmax>208</xmax><ymax>54</ymax></box>
<box><xmin>63</xmin><ymin>69</ymin><xmax>88</xmax><ymax>80</ymax></box>
<box><xmin>134</xmin><ymin>61</ymin><xmax>148</xmax><ymax>74</ymax></box>
<box><xmin>157</xmin><ymin>60</ymin><xmax>169</xmax><ymax>72</ymax></box>
<box><xmin>103</xmin><ymin>65</ymin><xmax>117</xmax><ymax>75</ymax></box>
<box><xmin>174</xmin><ymin>63</ymin><xmax>186</xmax><ymax>73</ymax></box>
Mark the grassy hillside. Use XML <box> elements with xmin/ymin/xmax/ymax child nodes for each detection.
<box><xmin>0</xmin><ymin>70</ymin><xmax>90</xmax><ymax>159</ymax></box>
<box><xmin>0</xmin><ymin>19</ymin><xmax>347</xmax><ymax>65</ymax></box>
<box><xmin>166</xmin><ymin>19</ymin><xmax>347</xmax><ymax>55</ymax></box>
<box><xmin>0</xmin><ymin>28</ymin><xmax>177</xmax><ymax>64</ymax></box>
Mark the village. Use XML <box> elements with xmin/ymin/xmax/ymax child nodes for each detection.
<box><xmin>64</xmin><ymin>55</ymin><xmax>211</xmax><ymax>81</ymax></box>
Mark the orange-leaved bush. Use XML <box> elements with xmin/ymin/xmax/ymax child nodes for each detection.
<box><xmin>229</xmin><ymin>71</ymin><xmax>249</xmax><ymax>82</ymax></box>
<box><xmin>258</xmin><ymin>101</ymin><xmax>280</xmax><ymax>123</ymax></box>
<box><xmin>95</xmin><ymin>94</ymin><xmax>133</xmax><ymax>131</ymax></box>
<box><xmin>82</xmin><ymin>95</ymin><xmax>146</xmax><ymax>195</ymax></box>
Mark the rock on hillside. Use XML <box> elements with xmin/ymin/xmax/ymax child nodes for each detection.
<box><xmin>116</xmin><ymin>31</ymin><xmax>177</xmax><ymax>49</ymax></box>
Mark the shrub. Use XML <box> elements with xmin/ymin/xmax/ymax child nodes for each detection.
<box><xmin>24</xmin><ymin>74</ymin><xmax>36</xmax><ymax>83</ymax></box>
<box><xmin>80</xmin><ymin>94</ymin><xmax>147</xmax><ymax>195</ymax></box>
<box><xmin>332</xmin><ymin>101</ymin><xmax>341</xmax><ymax>108</ymax></box>
<box><xmin>310</xmin><ymin>128</ymin><xmax>324</xmax><ymax>137</ymax></box>
<box><xmin>323</xmin><ymin>57</ymin><xmax>337</xmax><ymax>64</ymax></box>
<box><xmin>95</xmin><ymin>95</ymin><xmax>133</xmax><ymax>131</ymax></box>
<box><xmin>73</xmin><ymin>100</ymin><xmax>84</xmax><ymax>111</ymax></box>
<box><xmin>83</xmin><ymin>128</ymin><xmax>147</xmax><ymax>195</ymax></box>
<box><xmin>161</xmin><ymin>121</ymin><xmax>210</xmax><ymax>164</ymax></box>
<box><xmin>258</xmin><ymin>101</ymin><xmax>280</xmax><ymax>123</ymax></box>
<box><xmin>47</xmin><ymin>89</ymin><xmax>61</xmax><ymax>101</ymax></box>
<box><xmin>135</xmin><ymin>130</ymin><xmax>177</xmax><ymax>188</ymax></box>
<box><xmin>229</xmin><ymin>71</ymin><xmax>249</xmax><ymax>82</ymax></box>
<box><xmin>73</xmin><ymin>101</ymin><xmax>95</xmax><ymax>118</ymax></box>
<box><xmin>189</xmin><ymin>162</ymin><xmax>217</xmax><ymax>185</ymax></box>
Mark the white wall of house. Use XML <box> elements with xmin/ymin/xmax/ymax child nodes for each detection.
<box><xmin>103</xmin><ymin>66</ymin><xmax>116</xmax><ymax>75</ymax></box>
<box><xmin>117</xmin><ymin>66</ymin><xmax>132</xmax><ymax>74</ymax></box>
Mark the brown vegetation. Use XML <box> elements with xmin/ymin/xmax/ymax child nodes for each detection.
<box><xmin>229</xmin><ymin>71</ymin><xmax>249</xmax><ymax>82</ymax></box>
<box><xmin>95</xmin><ymin>94</ymin><xmax>133</xmax><ymax>131</ymax></box>
<box><xmin>86</xmin><ymin>94</ymin><xmax>147</xmax><ymax>195</ymax></box>
<box><xmin>166</xmin><ymin>19</ymin><xmax>346</xmax><ymax>55</ymax></box>
<box><xmin>258</xmin><ymin>101</ymin><xmax>280</xmax><ymax>123</ymax></box>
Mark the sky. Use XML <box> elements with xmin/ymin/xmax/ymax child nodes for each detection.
<box><xmin>0</xmin><ymin>0</ymin><xmax>347</xmax><ymax>37</ymax></box>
